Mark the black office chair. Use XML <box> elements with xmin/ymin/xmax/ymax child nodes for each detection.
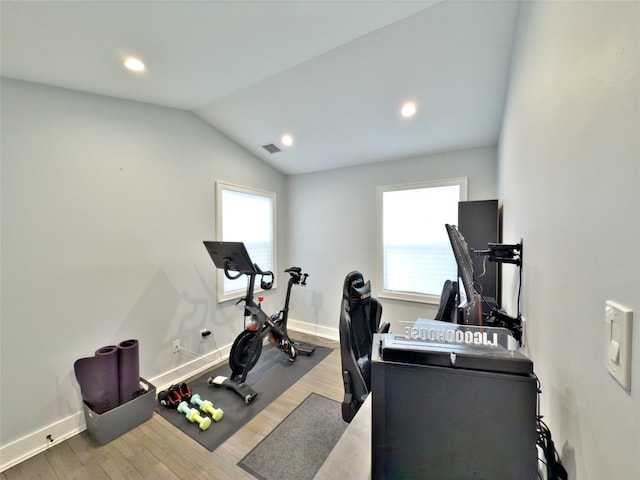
<box><xmin>434</xmin><ymin>279</ymin><xmax>459</xmax><ymax>323</ymax></box>
<box><xmin>339</xmin><ymin>271</ymin><xmax>389</xmax><ymax>423</ymax></box>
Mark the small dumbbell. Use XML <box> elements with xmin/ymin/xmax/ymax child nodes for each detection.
<box><xmin>177</xmin><ymin>401</ymin><xmax>212</xmax><ymax>431</ymax></box>
<box><xmin>190</xmin><ymin>393</ymin><xmax>224</xmax><ymax>422</ymax></box>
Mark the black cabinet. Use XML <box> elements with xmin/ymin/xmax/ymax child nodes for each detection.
<box><xmin>371</xmin><ymin>332</ymin><xmax>538</xmax><ymax>480</ymax></box>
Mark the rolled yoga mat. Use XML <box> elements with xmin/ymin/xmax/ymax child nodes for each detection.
<box><xmin>117</xmin><ymin>339</ymin><xmax>140</xmax><ymax>404</ymax></box>
<box><xmin>74</xmin><ymin>345</ymin><xmax>120</xmax><ymax>414</ymax></box>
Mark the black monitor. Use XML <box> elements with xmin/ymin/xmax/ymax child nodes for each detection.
<box><xmin>202</xmin><ymin>241</ymin><xmax>256</xmax><ymax>274</ymax></box>
<box><xmin>445</xmin><ymin>224</ymin><xmax>485</xmax><ymax>326</ymax></box>
<box><xmin>445</xmin><ymin>224</ymin><xmax>478</xmax><ymax>302</ymax></box>
<box><xmin>445</xmin><ymin>224</ymin><xmax>523</xmax><ymax>341</ymax></box>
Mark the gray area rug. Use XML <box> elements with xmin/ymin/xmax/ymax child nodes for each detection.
<box><xmin>239</xmin><ymin>393</ymin><xmax>347</xmax><ymax>480</ymax></box>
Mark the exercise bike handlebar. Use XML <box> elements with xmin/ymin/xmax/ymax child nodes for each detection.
<box><xmin>223</xmin><ymin>264</ymin><xmax>244</xmax><ymax>280</ymax></box>
<box><xmin>222</xmin><ymin>259</ymin><xmax>273</xmax><ymax>285</ymax></box>
<box><xmin>252</xmin><ymin>263</ymin><xmax>273</xmax><ymax>278</ymax></box>
<box><xmin>223</xmin><ymin>259</ymin><xmax>306</xmax><ymax>295</ymax></box>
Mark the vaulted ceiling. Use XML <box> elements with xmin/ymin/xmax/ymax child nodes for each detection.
<box><xmin>1</xmin><ymin>1</ymin><xmax>520</xmax><ymax>175</ymax></box>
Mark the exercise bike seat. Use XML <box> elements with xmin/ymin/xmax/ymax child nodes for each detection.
<box><xmin>339</xmin><ymin>271</ymin><xmax>388</xmax><ymax>423</ymax></box>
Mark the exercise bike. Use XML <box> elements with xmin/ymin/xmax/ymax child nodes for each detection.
<box><xmin>203</xmin><ymin>241</ymin><xmax>315</xmax><ymax>404</ymax></box>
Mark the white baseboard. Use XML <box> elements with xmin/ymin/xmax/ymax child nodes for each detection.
<box><xmin>0</xmin><ymin>344</ymin><xmax>232</xmax><ymax>473</ymax></box>
<box><xmin>0</xmin><ymin>321</ymin><xmax>336</xmax><ymax>473</ymax></box>
<box><xmin>0</xmin><ymin>411</ymin><xmax>85</xmax><ymax>473</ymax></box>
<box><xmin>149</xmin><ymin>342</ymin><xmax>232</xmax><ymax>392</ymax></box>
<box><xmin>288</xmin><ymin>318</ymin><xmax>339</xmax><ymax>341</ymax></box>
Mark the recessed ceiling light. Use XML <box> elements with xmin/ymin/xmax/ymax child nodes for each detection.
<box><xmin>124</xmin><ymin>57</ymin><xmax>145</xmax><ymax>72</ymax></box>
<box><xmin>281</xmin><ymin>134</ymin><xmax>293</xmax><ymax>147</ymax></box>
<box><xmin>401</xmin><ymin>102</ymin><xmax>417</xmax><ymax>118</ymax></box>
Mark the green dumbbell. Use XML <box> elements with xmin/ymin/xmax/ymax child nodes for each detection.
<box><xmin>177</xmin><ymin>401</ymin><xmax>212</xmax><ymax>431</ymax></box>
<box><xmin>190</xmin><ymin>393</ymin><xmax>224</xmax><ymax>422</ymax></box>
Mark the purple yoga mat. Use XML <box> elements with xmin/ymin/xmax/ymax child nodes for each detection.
<box><xmin>117</xmin><ymin>339</ymin><xmax>140</xmax><ymax>404</ymax></box>
<box><xmin>74</xmin><ymin>345</ymin><xmax>120</xmax><ymax>414</ymax></box>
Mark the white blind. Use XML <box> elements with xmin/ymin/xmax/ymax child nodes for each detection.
<box><xmin>380</xmin><ymin>182</ymin><xmax>462</xmax><ymax>300</ymax></box>
<box><xmin>220</xmin><ymin>187</ymin><xmax>274</xmax><ymax>296</ymax></box>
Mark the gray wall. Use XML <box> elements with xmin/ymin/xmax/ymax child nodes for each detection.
<box><xmin>0</xmin><ymin>78</ymin><xmax>286</xmax><ymax>449</ymax></box>
<box><xmin>499</xmin><ymin>2</ymin><xmax>639</xmax><ymax>478</ymax></box>
<box><xmin>284</xmin><ymin>145</ymin><xmax>498</xmax><ymax>335</ymax></box>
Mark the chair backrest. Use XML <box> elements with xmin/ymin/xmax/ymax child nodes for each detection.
<box><xmin>434</xmin><ymin>279</ymin><xmax>459</xmax><ymax>322</ymax></box>
<box><xmin>339</xmin><ymin>271</ymin><xmax>384</xmax><ymax>422</ymax></box>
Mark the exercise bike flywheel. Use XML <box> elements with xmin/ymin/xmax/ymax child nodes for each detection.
<box><xmin>229</xmin><ymin>330</ymin><xmax>262</xmax><ymax>375</ymax></box>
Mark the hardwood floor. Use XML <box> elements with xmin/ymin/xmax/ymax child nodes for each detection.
<box><xmin>2</xmin><ymin>334</ymin><xmax>342</xmax><ymax>480</ymax></box>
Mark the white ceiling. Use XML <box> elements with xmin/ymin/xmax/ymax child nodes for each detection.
<box><xmin>1</xmin><ymin>0</ymin><xmax>520</xmax><ymax>175</ymax></box>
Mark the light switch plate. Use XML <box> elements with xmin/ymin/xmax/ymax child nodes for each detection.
<box><xmin>604</xmin><ymin>300</ymin><xmax>633</xmax><ymax>391</ymax></box>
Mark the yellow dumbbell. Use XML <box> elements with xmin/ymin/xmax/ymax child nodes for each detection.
<box><xmin>190</xmin><ymin>394</ymin><xmax>224</xmax><ymax>422</ymax></box>
<box><xmin>177</xmin><ymin>401</ymin><xmax>212</xmax><ymax>431</ymax></box>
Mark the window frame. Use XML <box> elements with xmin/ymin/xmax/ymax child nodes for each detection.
<box><xmin>215</xmin><ymin>181</ymin><xmax>277</xmax><ymax>303</ymax></box>
<box><xmin>377</xmin><ymin>177</ymin><xmax>468</xmax><ymax>304</ymax></box>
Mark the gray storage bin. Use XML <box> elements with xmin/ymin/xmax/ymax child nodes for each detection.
<box><xmin>83</xmin><ymin>378</ymin><xmax>155</xmax><ymax>445</ymax></box>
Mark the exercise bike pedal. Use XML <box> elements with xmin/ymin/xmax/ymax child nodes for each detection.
<box><xmin>293</xmin><ymin>341</ymin><xmax>316</xmax><ymax>356</ymax></box>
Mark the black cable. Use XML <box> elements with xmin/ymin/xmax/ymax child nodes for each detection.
<box><xmin>517</xmin><ymin>260</ymin><xmax>523</xmax><ymax>318</ymax></box>
<box><xmin>534</xmin><ymin>374</ymin><xmax>568</xmax><ymax>480</ymax></box>
<box><xmin>476</xmin><ymin>255</ymin><xmax>488</xmax><ymax>278</ymax></box>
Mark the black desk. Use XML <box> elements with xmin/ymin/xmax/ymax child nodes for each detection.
<box><xmin>371</xmin><ymin>331</ymin><xmax>538</xmax><ymax>480</ymax></box>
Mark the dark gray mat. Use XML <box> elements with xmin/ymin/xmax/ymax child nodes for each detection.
<box><xmin>238</xmin><ymin>393</ymin><xmax>347</xmax><ymax>480</ymax></box>
<box><xmin>154</xmin><ymin>343</ymin><xmax>331</xmax><ymax>452</ymax></box>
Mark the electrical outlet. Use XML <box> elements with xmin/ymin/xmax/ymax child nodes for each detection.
<box><xmin>172</xmin><ymin>339</ymin><xmax>180</xmax><ymax>353</ymax></box>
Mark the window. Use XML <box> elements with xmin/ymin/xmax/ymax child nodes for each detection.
<box><xmin>377</xmin><ymin>178</ymin><xmax>467</xmax><ymax>303</ymax></box>
<box><xmin>216</xmin><ymin>182</ymin><xmax>276</xmax><ymax>302</ymax></box>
